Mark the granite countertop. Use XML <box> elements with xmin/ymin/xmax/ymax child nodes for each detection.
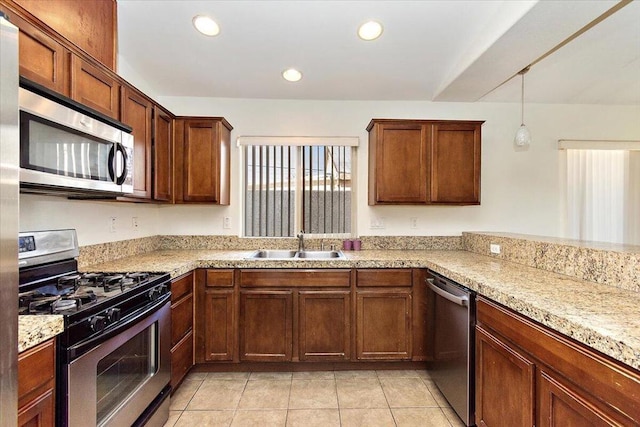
<box><xmin>79</xmin><ymin>249</ymin><xmax>640</xmax><ymax>371</ymax></box>
<box><xmin>19</xmin><ymin>315</ymin><xmax>64</xmax><ymax>353</ymax></box>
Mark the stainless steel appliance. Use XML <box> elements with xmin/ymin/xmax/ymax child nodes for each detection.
<box><xmin>19</xmin><ymin>82</ymin><xmax>134</xmax><ymax>197</ymax></box>
<box><xmin>0</xmin><ymin>11</ymin><xmax>19</xmax><ymax>427</ymax></box>
<box><xmin>426</xmin><ymin>271</ymin><xmax>476</xmax><ymax>426</ymax></box>
<box><xmin>18</xmin><ymin>230</ymin><xmax>171</xmax><ymax>426</ymax></box>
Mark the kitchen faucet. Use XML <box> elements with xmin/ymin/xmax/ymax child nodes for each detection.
<box><xmin>297</xmin><ymin>231</ymin><xmax>305</xmax><ymax>252</ymax></box>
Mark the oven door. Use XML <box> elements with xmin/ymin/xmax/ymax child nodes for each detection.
<box><xmin>66</xmin><ymin>299</ymin><xmax>170</xmax><ymax>427</ymax></box>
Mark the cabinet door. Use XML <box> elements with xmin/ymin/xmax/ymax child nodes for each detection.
<box><xmin>299</xmin><ymin>290</ymin><xmax>351</xmax><ymax>361</ymax></box>
<box><xmin>153</xmin><ymin>106</ymin><xmax>173</xmax><ymax>202</ymax></box>
<box><xmin>17</xmin><ymin>389</ymin><xmax>54</xmax><ymax>427</ymax></box>
<box><xmin>70</xmin><ymin>55</ymin><xmax>120</xmax><ymax>119</ymax></box>
<box><xmin>475</xmin><ymin>325</ymin><xmax>535</xmax><ymax>427</ymax></box>
<box><xmin>202</xmin><ymin>289</ymin><xmax>235</xmax><ymax>362</ymax></box>
<box><xmin>537</xmin><ymin>369</ymin><xmax>628</xmax><ymax>427</ymax></box>
<box><xmin>171</xmin><ymin>293</ymin><xmax>193</xmax><ymax>347</ymax></box>
<box><xmin>121</xmin><ymin>86</ymin><xmax>152</xmax><ymax>199</ymax></box>
<box><xmin>182</xmin><ymin>120</ymin><xmax>220</xmax><ymax>203</ymax></box>
<box><xmin>171</xmin><ymin>330</ymin><xmax>194</xmax><ymax>390</ymax></box>
<box><xmin>240</xmin><ymin>290</ymin><xmax>293</xmax><ymax>362</ymax></box>
<box><xmin>430</xmin><ymin>122</ymin><xmax>481</xmax><ymax>204</ymax></box>
<box><xmin>356</xmin><ymin>290</ymin><xmax>412</xmax><ymax>360</ymax></box>
<box><xmin>8</xmin><ymin>10</ymin><xmax>70</xmax><ymax>96</ymax></box>
<box><xmin>369</xmin><ymin>122</ymin><xmax>428</xmax><ymax>204</ymax></box>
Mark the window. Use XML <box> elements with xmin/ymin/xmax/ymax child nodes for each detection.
<box><xmin>240</xmin><ymin>137</ymin><xmax>357</xmax><ymax>237</ymax></box>
<box><xmin>560</xmin><ymin>140</ymin><xmax>640</xmax><ymax>245</ymax></box>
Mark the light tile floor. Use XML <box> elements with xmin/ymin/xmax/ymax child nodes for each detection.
<box><xmin>165</xmin><ymin>370</ymin><xmax>465</xmax><ymax>427</ymax></box>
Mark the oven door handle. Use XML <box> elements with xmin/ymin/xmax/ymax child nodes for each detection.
<box><xmin>426</xmin><ymin>278</ymin><xmax>469</xmax><ymax>307</ymax></box>
<box><xmin>67</xmin><ymin>292</ymin><xmax>170</xmax><ymax>360</ymax></box>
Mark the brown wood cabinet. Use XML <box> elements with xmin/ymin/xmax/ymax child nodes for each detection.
<box><xmin>298</xmin><ymin>290</ymin><xmax>351</xmax><ymax>361</ymax></box>
<box><xmin>195</xmin><ymin>268</ymin><xmax>427</xmax><ymax>365</ymax></box>
<box><xmin>174</xmin><ymin>118</ymin><xmax>232</xmax><ymax>204</ymax></box>
<box><xmin>70</xmin><ymin>55</ymin><xmax>120</xmax><ymax>119</ymax></box>
<box><xmin>18</xmin><ymin>339</ymin><xmax>55</xmax><ymax>427</ymax></box>
<box><xmin>355</xmin><ymin>269</ymin><xmax>413</xmax><ymax>361</ymax></box>
<box><xmin>196</xmin><ymin>269</ymin><xmax>236</xmax><ymax>362</ymax></box>
<box><xmin>9</xmin><ymin>0</ymin><xmax>116</xmax><ymax>70</ymax></box>
<box><xmin>153</xmin><ymin>106</ymin><xmax>174</xmax><ymax>202</ymax></box>
<box><xmin>170</xmin><ymin>272</ymin><xmax>194</xmax><ymax>390</ymax></box>
<box><xmin>476</xmin><ymin>297</ymin><xmax>640</xmax><ymax>427</ymax></box>
<box><xmin>121</xmin><ymin>86</ymin><xmax>153</xmax><ymax>199</ymax></box>
<box><xmin>367</xmin><ymin>119</ymin><xmax>482</xmax><ymax>205</ymax></box>
<box><xmin>240</xmin><ymin>290</ymin><xmax>294</xmax><ymax>362</ymax></box>
<box><xmin>3</xmin><ymin>8</ymin><xmax>70</xmax><ymax>96</ymax></box>
<box><xmin>238</xmin><ymin>269</ymin><xmax>351</xmax><ymax>363</ymax></box>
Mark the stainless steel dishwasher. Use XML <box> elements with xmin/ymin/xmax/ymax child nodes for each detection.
<box><xmin>426</xmin><ymin>271</ymin><xmax>476</xmax><ymax>426</ymax></box>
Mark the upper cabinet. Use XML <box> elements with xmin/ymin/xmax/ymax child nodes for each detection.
<box><xmin>9</xmin><ymin>0</ymin><xmax>117</xmax><ymax>70</ymax></box>
<box><xmin>367</xmin><ymin>119</ymin><xmax>483</xmax><ymax>205</ymax></box>
<box><xmin>120</xmin><ymin>86</ymin><xmax>153</xmax><ymax>199</ymax></box>
<box><xmin>153</xmin><ymin>106</ymin><xmax>174</xmax><ymax>202</ymax></box>
<box><xmin>70</xmin><ymin>55</ymin><xmax>120</xmax><ymax>120</ymax></box>
<box><xmin>174</xmin><ymin>118</ymin><xmax>233</xmax><ymax>204</ymax></box>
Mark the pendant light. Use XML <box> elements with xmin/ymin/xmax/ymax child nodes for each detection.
<box><xmin>514</xmin><ymin>67</ymin><xmax>531</xmax><ymax>147</ymax></box>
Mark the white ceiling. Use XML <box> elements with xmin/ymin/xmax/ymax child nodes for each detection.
<box><xmin>117</xmin><ymin>0</ymin><xmax>640</xmax><ymax>105</ymax></box>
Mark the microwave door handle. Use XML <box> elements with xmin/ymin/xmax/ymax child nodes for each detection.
<box><xmin>108</xmin><ymin>144</ymin><xmax>117</xmax><ymax>183</ymax></box>
<box><xmin>108</xmin><ymin>143</ymin><xmax>128</xmax><ymax>185</ymax></box>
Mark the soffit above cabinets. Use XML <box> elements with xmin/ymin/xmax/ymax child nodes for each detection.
<box><xmin>117</xmin><ymin>0</ymin><xmax>640</xmax><ymax>105</ymax></box>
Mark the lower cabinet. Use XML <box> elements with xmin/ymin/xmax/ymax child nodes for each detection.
<box><xmin>240</xmin><ymin>290</ymin><xmax>293</xmax><ymax>362</ymax></box>
<box><xmin>356</xmin><ymin>269</ymin><xmax>413</xmax><ymax>360</ymax></box>
<box><xmin>298</xmin><ymin>290</ymin><xmax>351</xmax><ymax>361</ymax></box>
<box><xmin>196</xmin><ymin>269</ymin><xmax>235</xmax><ymax>362</ymax></box>
<box><xmin>475</xmin><ymin>325</ymin><xmax>535</xmax><ymax>427</ymax></box>
<box><xmin>195</xmin><ymin>268</ymin><xmax>425</xmax><ymax>364</ymax></box>
<box><xmin>170</xmin><ymin>272</ymin><xmax>194</xmax><ymax>390</ymax></box>
<box><xmin>18</xmin><ymin>339</ymin><xmax>55</xmax><ymax>427</ymax></box>
<box><xmin>476</xmin><ymin>297</ymin><xmax>640</xmax><ymax>427</ymax></box>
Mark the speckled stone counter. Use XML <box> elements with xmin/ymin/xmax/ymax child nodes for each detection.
<box><xmin>84</xmin><ymin>249</ymin><xmax>640</xmax><ymax>371</ymax></box>
<box><xmin>18</xmin><ymin>315</ymin><xmax>64</xmax><ymax>353</ymax></box>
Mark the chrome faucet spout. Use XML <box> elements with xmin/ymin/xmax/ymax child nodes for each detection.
<box><xmin>297</xmin><ymin>231</ymin><xmax>305</xmax><ymax>252</ymax></box>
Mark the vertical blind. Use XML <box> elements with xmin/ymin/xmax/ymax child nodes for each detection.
<box><xmin>243</xmin><ymin>144</ymin><xmax>353</xmax><ymax>237</ymax></box>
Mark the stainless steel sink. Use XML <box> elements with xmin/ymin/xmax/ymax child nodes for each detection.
<box><xmin>296</xmin><ymin>250</ymin><xmax>345</xmax><ymax>259</ymax></box>
<box><xmin>246</xmin><ymin>249</ymin><xmax>345</xmax><ymax>260</ymax></box>
<box><xmin>248</xmin><ymin>250</ymin><xmax>297</xmax><ymax>259</ymax></box>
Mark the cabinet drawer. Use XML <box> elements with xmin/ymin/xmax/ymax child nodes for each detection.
<box><xmin>206</xmin><ymin>269</ymin><xmax>234</xmax><ymax>287</ymax></box>
<box><xmin>357</xmin><ymin>269</ymin><xmax>412</xmax><ymax>287</ymax></box>
<box><xmin>239</xmin><ymin>269</ymin><xmax>351</xmax><ymax>287</ymax></box>
<box><xmin>171</xmin><ymin>293</ymin><xmax>193</xmax><ymax>346</ymax></box>
<box><xmin>18</xmin><ymin>339</ymin><xmax>55</xmax><ymax>402</ymax></box>
<box><xmin>171</xmin><ymin>272</ymin><xmax>193</xmax><ymax>302</ymax></box>
<box><xmin>171</xmin><ymin>330</ymin><xmax>194</xmax><ymax>390</ymax></box>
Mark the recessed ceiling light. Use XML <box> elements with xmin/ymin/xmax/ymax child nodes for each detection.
<box><xmin>193</xmin><ymin>15</ymin><xmax>220</xmax><ymax>37</ymax></box>
<box><xmin>282</xmin><ymin>68</ymin><xmax>303</xmax><ymax>82</ymax></box>
<box><xmin>358</xmin><ymin>20</ymin><xmax>383</xmax><ymax>41</ymax></box>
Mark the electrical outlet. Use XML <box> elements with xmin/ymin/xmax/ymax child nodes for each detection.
<box><xmin>109</xmin><ymin>217</ymin><xmax>116</xmax><ymax>233</ymax></box>
<box><xmin>223</xmin><ymin>216</ymin><xmax>231</xmax><ymax>229</ymax></box>
<box><xmin>490</xmin><ymin>244</ymin><xmax>501</xmax><ymax>254</ymax></box>
<box><xmin>370</xmin><ymin>216</ymin><xmax>385</xmax><ymax>229</ymax></box>
<box><xmin>132</xmin><ymin>217</ymin><xmax>139</xmax><ymax>230</ymax></box>
<box><xmin>410</xmin><ymin>217</ymin><xmax>418</xmax><ymax>229</ymax></box>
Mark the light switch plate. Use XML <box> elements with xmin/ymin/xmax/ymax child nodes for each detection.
<box><xmin>490</xmin><ymin>244</ymin><xmax>501</xmax><ymax>254</ymax></box>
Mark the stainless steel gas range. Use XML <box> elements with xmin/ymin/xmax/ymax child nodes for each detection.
<box><xmin>18</xmin><ymin>229</ymin><xmax>171</xmax><ymax>427</ymax></box>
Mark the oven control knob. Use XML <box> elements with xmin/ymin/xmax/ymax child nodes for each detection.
<box><xmin>106</xmin><ymin>308</ymin><xmax>121</xmax><ymax>323</ymax></box>
<box><xmin>159</xmin><ymin>284</ymin><xmax>168</xmax><ymax>295</ymax></box>
<box><xmin>89</xmin><ymin>315</ymin><xmax>106</xmax><ymax>333</ymax></box>
<box><xmin>148</xmin><ymin>288</ymin><xmax>160</xmax><ymax>301</ymax></box>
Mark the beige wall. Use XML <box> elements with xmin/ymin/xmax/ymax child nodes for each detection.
<box><xmin>20</xmin><ymin>97</ymin><xmax>640</xmax><ymax>246</ymax></box>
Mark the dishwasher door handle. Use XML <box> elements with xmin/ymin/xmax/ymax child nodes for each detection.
<box><xmin>426</xmin><ymin>278</ymin><xmax>469</xmax><ymax>307</ymax></box>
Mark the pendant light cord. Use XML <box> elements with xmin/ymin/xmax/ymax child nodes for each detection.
<box><xmin>519</xmin><ymin>67</ymin><xmax>530</xmax><ymax>126</ymax></box>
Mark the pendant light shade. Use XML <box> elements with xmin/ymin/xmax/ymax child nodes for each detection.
<box><xmin>514</xmin><ymin>67</ymin><xmax>531</xmax><ymax>147</ymax></box>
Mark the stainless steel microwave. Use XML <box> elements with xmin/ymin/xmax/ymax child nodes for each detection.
<box><xmin>19</xmin><ymin>87</ymin><xmax>134</xmax><ymax>196</ymax></box>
